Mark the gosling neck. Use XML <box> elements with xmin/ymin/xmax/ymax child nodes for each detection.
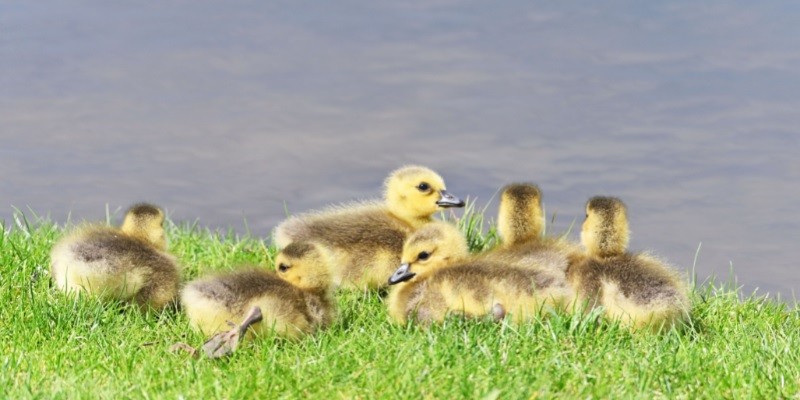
<box><xmin>387</xmin><ymin>204</ymin><xmax>434</xmax><ymax>229</ymax></box>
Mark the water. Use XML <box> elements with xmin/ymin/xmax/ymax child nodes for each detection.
<box><xmin>2</xmin><ymin>1</ymin><xmax>799</xmax><ymax>300</ymax></box>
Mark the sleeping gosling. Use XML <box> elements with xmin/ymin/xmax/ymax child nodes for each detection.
<box><xmin>181</xmin><ymin>241</ymin><xmax>336</xmax><ymax>340</ymax></box>
<box><xmin>386</xmin><ymin>221</ymin><xmax>573</xmax><ymax>325</ymax></box>
<box><xmin>50</xmin><ymin>203</ymin><xmax>180</xmax><ymax>311</ymax></box>
<box><xmin>566</xmin><ymin>196</ymin><xmax>691</xmax><ymax>331</ymax></box>
<box><xmin>274</xmin><ymin>165</ymin><xmax>465</xmax><ymax>290</ymax></box>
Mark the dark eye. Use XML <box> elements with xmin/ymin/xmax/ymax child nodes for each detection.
<box><xmin>417</xmin><ymin>251</ymin><xmax>430</xmax><ymax>261</ymax></box>
<box><xmin>278</xmin><ymin>263</ymin><xmax>290</xmax><ymax>272</ymax></box>
<box><xmin>417</xmin><ymin>182</ymin><xmax>430</xmax><ymax>192</ymax></box>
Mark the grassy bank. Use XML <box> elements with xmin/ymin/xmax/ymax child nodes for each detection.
<box><xmin>1</xmin><ymin>210</ymin><xmax>798</xmax><ymax>399</ymax></box>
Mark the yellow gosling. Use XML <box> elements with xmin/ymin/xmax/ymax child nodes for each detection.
<box><xmin>497</xmin><ymin>183</ymin><xmax>545</xmax><ymax>247</ymax></box>
<box><xmin>50</xmin><ymin>203</ymin><xmax>179</xmax><ymax>311</ymax></box>
<box><xmin>483</xmin><ymin>183</ymin><xmax>582</xmax><ymax>278</ymax></box>
<box><xmin>273</xmin><ymin>165</ymin><xmax>465</xmax><ymax>290</ymax></box>
<box><xmin>387</xmin><ymin>222</ymin><xmax>573</xmax><ymax>325</ymax></box>
<box><xmin>181</xmin><ymin>241</ymin><xmax>335</xmax><ymax>340</ymax></box>
<box><xmin>567</xmin><ymin>196</ymin><xmax>691</xmax><ymax>331</ymax></box>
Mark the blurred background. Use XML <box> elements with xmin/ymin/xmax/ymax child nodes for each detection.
<box><xmin>2</xmin><ymin>1</ymin><xmax>798</xmax><ymax>300</ymax></box>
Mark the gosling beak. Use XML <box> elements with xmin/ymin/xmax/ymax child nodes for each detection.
<box><xmin>388</xmin><ymin>263</ymin><xmax>416</xmax><ymax>285</ymax></box>
<box><xmin>436</xmin><ymin>190</ymin><xmax>465</xmax><ymax>208</ymax></box>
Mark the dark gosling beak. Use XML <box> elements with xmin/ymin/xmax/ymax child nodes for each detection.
<box><xmin>388</xmin><ymin>263</ymin><xmax>416</xmax><ymax>285</ymax></box>
<box><xmin>436</xmin><ymin>189</ymin><xmax>465</xmax><ymax>208</ymax></box>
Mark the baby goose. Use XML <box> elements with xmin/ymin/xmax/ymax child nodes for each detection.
<box><xmin>497</xmin><ymin>183</ymin><xmax>545</xmax><ymax>247</ymax></box>
<box><xmin>485</xmin><ymin>183</ymin><xmax>582</xmax><ymax>273</ymax></box>
<box><xmin>567</xmin><ymin>196</ymin><xmax>691</xmax><ymax>331</ymax></box>
<box><xmin>50</xmin><ymin>203</ymin><xmax>180</xmax><ymax>310</ymax></box>
<box><xmin>274</xmin><ymin>165</ymin><xmax>465</xmax><ymax>290</ymax></box>
<box><xmin>181</xmin><ymin>241</ymin><xmax>335</xmax><ymax>340</ymax></box>
<box><xmin>387</xmin><ymin>221</ymin><xmax>573</xmax><ymax>325</ymax></box>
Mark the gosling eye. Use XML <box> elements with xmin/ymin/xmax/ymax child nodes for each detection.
<box><xmin>417</xmin><ymin>251</ymin><xmax>430</xmax><ymax>261</ymax></box>
<box><xmin>417</xmin><ymin>182</ymin><xmax>431</xmax><ymax>192</ymax></box>
<box><xmin>278</xmin><ymin>263</ymin><xmax>290</xmax><ymax>272</ymax></box>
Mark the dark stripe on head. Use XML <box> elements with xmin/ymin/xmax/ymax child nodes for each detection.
<box><xmin>281</xmin><ymin>242</ymin><xmax>316</xmax><ymax>259</ymax></box>
<box><xmin>127</xmin><ymin>203</ymin><xmax>163</xmax><ymax>218</ymax></box>
<box><xmin>502</xmin><ymin>183</ymin><xmax>541</xmax><ymax>204</ymax></box>
<box><xmin>408</xmin><ymin>225</ymin><xmax>444</xmax><ymax>247</ymax></box>
<box><xmin>587</xmin><ymin>196</ymin><xmax>626</xmax><ymax>217</ymax></box>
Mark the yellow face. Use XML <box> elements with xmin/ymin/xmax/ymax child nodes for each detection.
<box><xmin>394</xmin><ymin>242</ymin><xmax>441</xmax><ymax>284</ymax></box>
<box><xmin>144</xmin><ymin>215</ymin><xmax>167</xmax><ymax>250</ymax></box>
<box><xmin>580</xmin><ymin>205</ymin><xmax>600</xmax><ymax>252</ymax></box>
<box><xmin>385</xmin><ymin>166</ymin><xmax>465</xmax><ymax>220</ymax></box>
<box><xmin>275</xmin><ymin>243</ymin><xmax>331</xmax><ymax>290</ymax></box>
<box><xmin>388</xmin><ymin>223</ymin><xmax>468</xmax><ymax>285</ymax></box>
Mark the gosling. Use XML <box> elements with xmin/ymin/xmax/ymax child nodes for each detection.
<box><xmin>274</xmin><ymin>165</ymin><xmax>465</xmax><ymax>290</ymax></box>
<box><xmin>50</xmin><ymin>203</ymin><xmax>180</xmax><ymax>311</ymax></box>
<box><xmin>485</xmin><ymin>183</ymin><xmax>582</xmax><ymax>272</ymax></box>
<box><xmin>567</xmin><ymin>196</ymin><xmax>691</xmax><ymax>331</ymax></box>
<box><xmin>181</xmin><ymin>241</ymin><xmax>336</xmax><ymax>340</ymax></box>
<box><xmin>386</xmin><ymin>221</ymin><xmax>573</xmax><ymax>325</ymax></box>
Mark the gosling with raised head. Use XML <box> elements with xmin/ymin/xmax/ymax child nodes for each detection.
<box><xmin>567</xmin><ymin>196</ymin><xmax>691</xmax><ymax>331</ymax></box>
<box><xmin>274</xmin><ymin>165</ymin><xmax>465</xmax><ymax>290</ymax></box>
<box><xmin>387</xmin><ymin>222</ymin><xmax>573</xmax><ymax>325</ymax></box>
<box><xmin>483</xmin><ymin>183</ymin><xmax>582</xmax><ymax>276</ymax></box>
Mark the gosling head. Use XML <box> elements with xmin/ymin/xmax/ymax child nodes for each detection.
<box><xmin>384</xmin><ymin>165</ymin><xmax>465</xmax><ymax>225</ymax></box>
<box><xmin>120</xmin><ymin>203</ymin><xmax>167</xmax><ymax>250</ymax></box>
<box><xmin>275</xmin><ymin>242</ymin><xmax>332</xmax><ymax>291</ymax></box>
<box><xmin>497</xmin><ymin>183</ymin><xmax>544</xmax><ymax>245</ymax></box>
<box><xmin>388</xmin><ymin>221</ymin><xmax>469</xmax><ymax>285</ymax></box>
<box><xmin>581</xmin><ymin>196</ymin><xmax>629</xmax><ymax>258</ymax></box>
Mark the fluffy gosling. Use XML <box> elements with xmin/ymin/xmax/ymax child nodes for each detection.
<box><xmin>49</xmin><ymin>203</ymin><xmax>180</xmax><ymax>311</ymax></box>
<box><xmin>486</xmin><ymin>183</ymin><xmax>582</xmax><ymax>272</ymax></box>
<box><xmin>273</xmin><ymin>165</ymin><xmax>465</xmax><ymax>290</ymax></box>
<box><xmin>567</xmin><ymin>196</ymin><xmax>691</xmax><ymax>331</ymax></box>
<box><xmin>387</xmin><ymin>221</ymin><xmax>573</xmax><ymax>325</ymax></box>
<box><xmin>181</xmin><ymin>241</ymin><xmax>336</xmax><ymax>340</ymax></box>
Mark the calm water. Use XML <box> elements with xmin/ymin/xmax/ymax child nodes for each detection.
<box><xmin>2</xmin><ymin>1</ymin><xmax>799</xmax><ymax>300</ymax></box>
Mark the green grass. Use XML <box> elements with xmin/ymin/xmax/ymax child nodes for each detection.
<box><xmin>1</xmin><ymin>210</ymin><xmax>799</xmax><ymax>399</ymax></box>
